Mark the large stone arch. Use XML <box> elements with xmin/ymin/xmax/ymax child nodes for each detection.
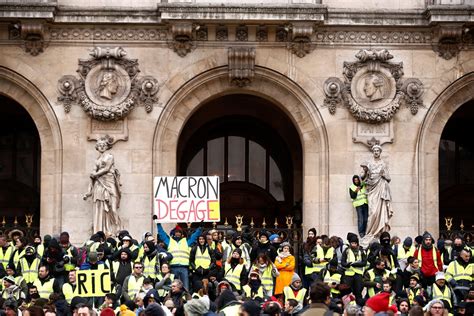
<box><xmin>417</xmin><ymin>72</ymin><xmax>474</xmax><ymax>237</ymax></box>
<box><xmin>153</xmin><ymin>66</ymin><xmax>330</xmax><ymax>233</ymax></box>
<box><xmin>0</xmin><ymin>66</ymin><xmax>63</xmax><ymax>235</ymax></box>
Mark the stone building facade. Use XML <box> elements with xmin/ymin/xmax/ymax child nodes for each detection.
<box><xmin>0</xmin><ymin>0</ymin><xmax>473</xmax><ymax>243</ymax></box>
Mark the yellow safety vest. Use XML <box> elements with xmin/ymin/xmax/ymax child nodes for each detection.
<box><xmin>156</xmin><ymin>273</ymin><xmax>174</xmax><ymax>297</ymax></box>
<box><xmin>20</xmin><ymin>257</ymin><xmax>40</xmax><ymax>284</ymax></box>
<box><xmin>36</xmin><ymin>245</ymin><xmax>45</xmax><ymax>258</ymax></box>
<box><xmin>306</xmin><ymin>246</ymin><xmax>334</xmax><ymax>275</ymax></box>
<box><xmin>367</xmin><ymin>269</ymin><xmax>390</xmax><ymax>297</ymax></box>
<box><xmin>224</xmin><ymin>263</ymin><xmax>244</xmax><ymax>291</ymax></box>
<box><xmin>345</xmin><ymin>249</ymin><xmax>364</xmax><ymax>276</ymax></box>
<box><xmin>126</xmin><ymin>275</ymin><xmax>144</xmax><ymax>300</ymax></box>
<box><xmin>64</xmin><ymin>246</ymin><xmax>76</xmax><ymax>271</ymax></box>
<box><xmin>350</xmin><ymin>184</ymin><xmax>368</xmax><ymax>207</ymax></box>
<box><xmin>142</xmin><ymin>255</ymin><xmax>159</xmax><ymax>279</ymax></box>
<box><xmin>251</xmin><ymin>264</ymin><xmax>274</xmax><ymax>295</ymax></box>
<box><xmin>242</xmin><ymin>284</ymin><xmax>264</xmax><ymax>299</ymax></box>
<box><xmin>112</xmin><ymin>261</ymin><xmax>133</xmax><ymax>278</ymax></box>
<box><xmin>397</xmin><ymin>245</ymin><xmax>415</xmax><ymax>260</ymax></box>
<box><xmin>195</xmin><ymin>247</ymin><xmax>211</xmax><ymax>269</ymax></box>
<box><xmin>283</xmin><ymin>286</ymin><xmax>307</xmax><ymax>304</ymax></box>
<box><xmin>137</xmin><ymin>247</ymin><xmax>145</xmax><ymax>262</ymax></box>
<box><xmin>446</xmin><ymin>261</ymin><xmax>473</xmax><ymax>282</ymax></box>
<box><xmin>14</xmin><ymin>276</ymin><xmax>24</xmax><ymax>286</ymax></box>
<box><xmin>220</xmin><ymin>304</ymin><xmax>241</xmax><ymax>316</ymax></box>
<box><xmin>13</xmin><ymin>249</ymin><xmax>26</xmax><ymax>267</ymax></box>
<box><xmin>62</xmin><ymin>283</ymin><xmax>78</xmax><ymax>304</ymax></box>
<box><xmin>417</xmin><ymin>247</ymin><xmax>438</xmax><ymax>270</ymax></box>
<box><xmin>0</xmin><ymin>246</ymin><xmax>13</xmax><ymax>269</ymax></box>
<box><xmin>168</xmin><ymin>238</ymin><xmax>190</xmax><ymax>266</ymax></box>
<box><xmin>1</xmin><ymin>287</ymin><xmax>21</xmax><ymax>300</ymax></box>
<box><xmin>407</xmin><ymin>287</ymin><xmax>421</xmax><ymax>304</ymax></box>
<box><xmin>324</xmin><ymin>271</ymin><xmax>342</xmax><ymax>296</ymax></box>
<box><xmin>432</xmin><ymin>284</ymin><xmax>452</xmax><ymax>308</ymax></box>
<box><xmin>33</xmin><ymin>278</ymin><xmax>55</xmax><ymax>299</ymax></box>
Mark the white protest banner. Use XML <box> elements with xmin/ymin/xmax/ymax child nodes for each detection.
<box><xmin>153</xmin><ymin>176</ymin><xmax>220</xmax><ymax>223</ymax></box>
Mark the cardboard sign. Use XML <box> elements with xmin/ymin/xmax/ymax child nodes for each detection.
<box><xmin>76</xmin><ymin>270</ymin><xmax>112</xmax><ymax>297</ymax></box>
<box><xmin>153</xmin><ymin>176</ymin><xmax>220</xmax><ymax>223</ymax></box>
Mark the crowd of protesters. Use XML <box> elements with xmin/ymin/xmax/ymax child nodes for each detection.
<box><xmin>0</xmin><ymin>216</ymin><xmax>471</xmax><ymax>316</ymax></box>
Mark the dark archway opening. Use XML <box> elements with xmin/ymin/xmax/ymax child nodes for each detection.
<box><xmin>178</xmin><ymin>94</ymin><xmax>303</xmax><ymax>227</ymax></box>
<box><xmin>439</xmin><ymin>99</ymin><xmax>474</xmax><ymax>233</ymax></box>
<box><xmin>0</xmin><ymin>95</ymin><xmax>40</xmax><ymax>238</ymax></box>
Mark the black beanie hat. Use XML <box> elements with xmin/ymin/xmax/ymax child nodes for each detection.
<box><xmin>415</xmin><ymin>235</ymin><xmax>423</xmax><ymax>245</ymax></box>
<box><xmin>308</xmin><ymin>228</ymin><xmax>317</xmax><ymax>236</ymax></box>
<box><xmin>403</xmin><ymin>237</ymin><xmax>413</xmax><ymax>247</ymax></box>
<box><xmin>347</xmin><ymin>233</ymin><xmax>358</xmax><ymax>244</ymax></box>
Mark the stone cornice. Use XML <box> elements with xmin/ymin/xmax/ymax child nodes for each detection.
<box><xmin>425</xmin><ymin>5</ymin><xmax>474</xmax><ymax>24</ymax></box>
<box><xmin>157</xmin><ymin>4</ymin><xmax>326</xmax><ymax>22</ymax></box>
<box><xmin>0</xmin><ymin>3</ymin><xmax>56</xmax><ymax>20</ymax></box>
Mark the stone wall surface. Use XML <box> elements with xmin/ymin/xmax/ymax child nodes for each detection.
<box><xmin>0</xmin><ymin>1</ymin><xmax>473</xmax><ymax>243</ymax></box>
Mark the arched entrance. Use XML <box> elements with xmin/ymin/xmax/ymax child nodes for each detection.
<box><xmin>0</xmin><ymin>95</ymin><xmax>40</xmax><ymax>237</ymax></box>
<box><xmin>439</xmin><ymin>100</ymin><xmax>474</xmax><ymax>232</ymax></box>
<box><xmin>0</xmin><ymin>67</ymin><xmax>62</xmax><ymax>236</ymax></box>
<box><xmin>153</xmin><ymin>66</ymin><xmax>329</xmax><ymax>234</ymax></box>
<box><xmin>177</xmin><ymin>94</ymin><xmax>302</xmax><ymax>225</ymax></box>
<box><xmin>418</xmin><ymin>72</ymin><xmax>474</xmax><ymax>237</ymax></box>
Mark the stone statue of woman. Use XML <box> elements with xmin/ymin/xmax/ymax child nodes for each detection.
<box><xmin>83</xmin><ymin>135</ymin><xmax>122</xmax><ymax>235</ymax></box>
<box><xmin>360</xmin><ymin>145</ymin><xmax>394</xmax><ymax>238</ymax></box>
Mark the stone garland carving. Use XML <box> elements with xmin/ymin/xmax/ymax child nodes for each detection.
<box><xmin>9</xmin><ymin>22</ymin><xmax>47</xmax><ymax>56</ymax></box>
<box><xmin>314</xmin><ymin>30</ymin><xmax>432</xmax><ymax>44</ymax></box>
<box><xmin>256</xmin><ymin>26</ymin><xmax>268</xmax><ymax>42</ymax></box>
<box><xmin>228</xmin><ymin>47</ymin><xmax>256</xmax><ymax>87</ymax></box>
<box><xmin>236</xmin><ymin>25</ymin><xmax>248</xmax><ymax>41</ymax></box>
<box><xmin>216</xmin><ymin>25</ymin><xmax>228</xmax><ymax>41</ymax></box>
<box><xmin>169</xmin><ymin>23</ymin><xmax>195</xmax><ymax>57</ymax></box>
<box><xmin>323</xmin><ymin>49</ymin><xmax>424</xmax><ymax>124</ymax></box>
<box><xmin>432</xmin><ymin>24</ymin><xmax>464</xmax><ymax>60</ymax></box>
<box><xmin>50</xmin><ymin>27</ymin><xmax>168</xmax><ymax>41</ymax></box>
<box><xmin>288</xmin><ymin>23</ymin><xmax>314</xmax><ymax>58</ymax></box>
<box><xmin>58</xmin><ymin>47</ymin><xmax>159</xmax><ymax>121</ymax></box>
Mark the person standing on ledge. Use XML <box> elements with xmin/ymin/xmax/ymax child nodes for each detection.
<box><xmin>349</xmin><ymin>175</ymin><xmax>368</xmax><ymax>237</ymax></box>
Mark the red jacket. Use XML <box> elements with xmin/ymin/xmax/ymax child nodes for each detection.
<box><xmin>413</xmin><ymin>247</ymin><xmax>443</xmax><ymax>277</ymax></box>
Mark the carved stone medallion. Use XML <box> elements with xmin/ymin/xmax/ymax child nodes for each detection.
<box><xmin>58</xmin><ymin>47</ymin><xmax>159</xmax><ymax>121</ymax></box>
<box><xmin>323</xmin><ymin>49</ymin><xmax>424</xmax><ymax>124</ymax></box>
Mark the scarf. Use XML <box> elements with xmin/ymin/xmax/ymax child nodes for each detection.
<box><xmin>249</xmin><ymin>279</ymin><xmax>261</xmax><ymax>296</ymax></box>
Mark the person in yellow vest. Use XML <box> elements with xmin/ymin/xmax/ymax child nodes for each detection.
<box><xmin>156</xmin><ymin>219</ymin><xmax>202</xmax><ymax>292</ymax></box>
<box><xmin>111</xmin><ymin>248</ymin><xmax>133</xmax><ymax>292</ymax></box>
<box><xmin>283</xmin><ymin>273</ymin><xmax>307</xmax><ymax>307</ymax></box>
<box><xmin>251</xmin><ymin>253</ymin><xmax>279</xmax><ymax>297</ymax></box>
<box><xmin>430</xmin><ymin>272</ymin><xmax>455</xmax><ymax>312</ymax></box>
<box><xmin>59</xmin><ymin>232</ymin><xmax>79</xmax><ymax>273</ymax></box>
<box><xmin>155</xmin><ymin>262</ymin><xmax>174</xmax><ymax>301</ymax></box>
<box><xmin>363</xmin><ymin>259</ymin><xmax>394</xmax><ymax>298</ymax></box>
<box><xmin>189</xmin><ymin>235</ymin><xmax>213</xmax><ymax>292</ymax></box>
<box><xmin>405</xmin><ymin>273</ymin><xmax>424</xmax><ymax>305</ymax></box>
<box><xmin>207</xmin><ymin>229</ymin><xmax>224</xmax><ymax>270</ymax></box>
<box><xmin>113</xmin><ymin>235</ymin><xmax>139</xmax><ymax>262</ymax></box>
<box><xmin>302</xmin><ymin>228</ymin><xmax>317</xmax><ymax>289</ymax></box>
<box><xmin>413</xmin><ymin>231</ymin><xmax>443</xmax><ymax>288</ymax></box>
<box><xmin>445</xmin><ymin>248</ymin><xmax>472</xmax><ymax>302</ymax></box>
<box><xmin>140</xmin><ymin>241</ymin><xmax>161</xmax><ymax>282</ymax></box>
<box><xmin>61</xmin><ymin>270</ymin><xmax>79</xmax><ymax>304</ymax></box>
<box><xmin>0</xmin><ymin>236</ymin><xmax>14</xmax><ymax>270</ymax></box>
<box><xmin>17</xmin><ymin>246</ymin><xmax>41</xmax><ymax>285</ymax></box>
<box><xmin>33</xmin><ymin>265</ymin><xmax>60</xmax><ymax>299</ymax></box>
<box><xmin>307</xmin><ymin>236</ymin><xmax>335</xmax><ymax>283</ymax></box>
<box><xmin>223</xmin><ymin>234</ymin><xmax>252</xmax><ymax>270</ymax></box>
<box><xmin>1</xmin><ymin>275</ymin><xmax>25</xmax><ymax>303</ymax></box>
<box><xmin>321</xmin><ymin>258</ymin><xmax>342</xmax><ymax>298</ymax></box>
<box><xmin>32</xmin><ymin>236</ymin><xmax>45</xmax><ymax>259</ymax></box>
<box><xmin>242</xmin><ymin>270</ymin><xmax>265</xmax><ymax>302</ymax></box>
<box><xmin>216</xmin><ymin>289</ymin><xmax>241</xmax><ymax>316</ymax></box>
<box><xmin>349</xmin><ymin>175</ymin><xmax>368</xmax><ymax>237</ymax></box>
<box><xmin>341</xmin><ymin>233</ymin><xmax>366</xmax><ymax>305</ymax></box>
<box><xmin>122</xmin><ymin>262</ymin><xmax>145</xmax><ymax>302</ymax></box>
<box><xmin>394</xmin><ymin>237</ymin><xmax>416</xmax><ymax>271</ymax></box>
<box><xmin>223</xmin><ymin>248</ymin><xmax>248</xmax><ymax>294</ymax></box>
<box><xmin>5</xmin><ymin>264</ymin><xmax>27</xmax><ymax>297</ymax></box>
<box><xmin>9</xmin><ymin>236</ymin><xmax>27</xmax><ymax>268</ymax></box>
